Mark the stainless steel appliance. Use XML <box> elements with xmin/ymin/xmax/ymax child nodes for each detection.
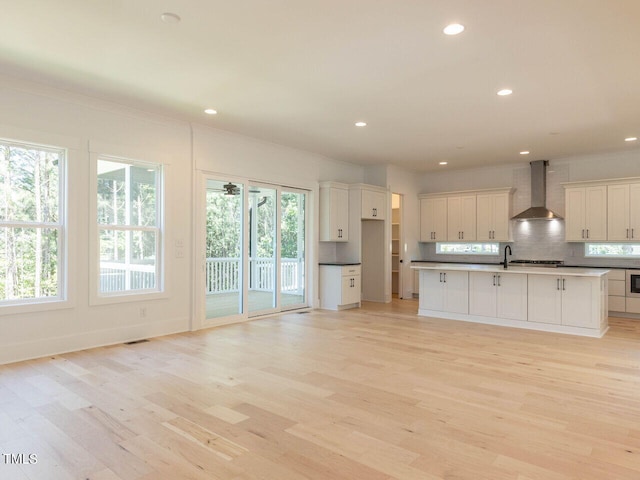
<box><xmin>626</xmin><ymin>269</ymin><xmax>640</xmax><ymax>298</ymax></box>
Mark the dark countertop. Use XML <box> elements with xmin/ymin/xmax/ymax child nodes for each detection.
<box><xmin>411</xmin><ymin>260</ymin><xmax>632</xmax><ymax>269</ymax></box>
<box><xmin>319</xmin><ymin>262</ymin><xmax>362</xmax><ymax>266</ymax></box>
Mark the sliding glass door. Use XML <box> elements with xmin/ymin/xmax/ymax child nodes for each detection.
<box><xmin>201</xmin><ymin>176</ymin><xmax>308</xmax><ymax>325</ymax></box>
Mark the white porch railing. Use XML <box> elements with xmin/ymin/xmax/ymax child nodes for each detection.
<box><xmin>205</xmin><ymin>257</ymin><xmax>303</xmax><ymax>294</ymax></box>
<box><xmin>100</xmin><ymin>262</ymin><xmax>156</xmax><ymax>293</ymax></box>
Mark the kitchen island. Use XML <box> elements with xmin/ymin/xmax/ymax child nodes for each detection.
<box><xmin>412</xmin><ymin>263</ymin><xmax>609</xmax><ymax>337</ymax></box>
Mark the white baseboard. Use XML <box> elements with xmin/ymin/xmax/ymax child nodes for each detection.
<box><xmin>0</xmin><ymin>317</ymin><xmax>189</xmax><ymax>366</ymax></box>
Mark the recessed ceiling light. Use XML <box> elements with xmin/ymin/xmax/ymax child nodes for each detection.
<box><xmin>443</xmin><ymin>24</ymin><xmax>465</xmax><ymax>35</ymax></box>
<box><xmin>520</xmin><ymin>151</ymin><xmax>530</xmax><ymax>155</ymax></box>
<box><xmin>625</xmin><ymin>137</ymin><xmax>637</xmax><ymax>142</ymax></box>
<box><xmin>204</xmin><ymin>109</ymin><xmax>217</xmax><ymax>115</ymax></box>
<box><xmin>439</xmin><ymin>161</ymin><xmax>448</xmax><ymax>165</ymax></box>
<box><xmin>160</xmin><ymin>12</ymin><xmax>181</xmax><ymax>24</ymax></box>
<box><xmin>497</xmin><ymin>89</ymin><xmax>513</xmax><ymax>96</ymax></box>
<box><xmin>355</xmin><ymin>122</ymin><xmax>367</xmax><ymax>127</ymax></box>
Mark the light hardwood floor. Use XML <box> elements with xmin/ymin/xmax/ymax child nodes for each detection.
<box><xmin>2</xmin><ymin>299</ymin><xmax>640</xmax><ymax>479</ymax></box>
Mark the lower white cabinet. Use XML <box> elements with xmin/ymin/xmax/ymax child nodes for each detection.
<box><xmin>419</xmin><ymin>270</ymin><xmax>468</xmax><ymax>314</ymax></box>
<box><xmin>469</xmin><ymin>272</ymin><xmax>527</xmax><ymax>321</ymax></box>
<box><xmin>319</xmin><ymin>265</ymin><xmax>361</xmax><ymax>310</ymax></box>
<box><xmin>528</xmin><ymin>275</ymin><xmax>601</xmax><ymax>329</ymax></box>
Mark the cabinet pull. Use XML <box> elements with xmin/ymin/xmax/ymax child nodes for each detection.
<box><xmin>633</xmin><ymin>228</ymin><xmax>635</xmax><ymax>239</ymax></box>
<box><xmin>556</xmin><ymin>278</ymin><xmax>560</xmax><ymax>290</ymax></box>
<box><xmin>627</xmin><ymin>228</ymin><xmax>630</xmax><ymax>239</ymax></box>
<box><xmin>581</xmin><ymin>229</ymin><xmax>584</xmax><ymax>239</ymax></box>
<box><xmin>497</xmin><ymin>275</ymin><xmax>501</xmax><ymax>287</ymax></box>
<box><xmin>492</xmin><ymin>274</ymin><xmax>496</xmax><ymax>286</ymax></box>
<box><xmin>439</xmin><ymin>272</ymin><xmax>443</xmax><ymax>282</ymax></box>
<box><xmin>562</xmin><ymin>278</ymin><xmax>566</xmax><ymax>290</ymax></box>
<box><xmin>586</xmin><ymin>229</ymin><xmax>589</xmax><ymax>239</ymax></box>
<box><xmin>461</xmin><ymin>231</ymin><xmax>464</xmax><ymax>240</ymax></box>
<box><xmin>443</xmin><ymin>273</ymin><xmax>447</xmax><ymax>283</ymax></box>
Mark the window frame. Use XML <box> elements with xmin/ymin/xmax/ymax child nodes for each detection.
<box><xmin>0</xmin><ymin>138</ymin><xmax>69</xmax><ymax>312</ymax></box>
<box><xmin>585</xmin><ymin>243</ymin><xmax>640</xmax><ymax>258</ymax></box>
<box><xmin>90</xmin><ymin>153</ymin><xmax>165</xmax><ymax>305</ymax></box>
<box><xmin>435</xmin><ymin>242</ymin><xmax>500</xmax><ymax>255</ymax></box>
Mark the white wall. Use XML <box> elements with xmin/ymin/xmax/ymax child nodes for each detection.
<box><xmin>0</xmin><ymin>76</ymin><xmax>366</xmax><ymax>364</ymax></box>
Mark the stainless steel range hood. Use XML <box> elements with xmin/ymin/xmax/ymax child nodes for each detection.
<box><xmin>511</xmin><ymin>160</ymin><xmax>563</xmax><ymax>220</ymax></box>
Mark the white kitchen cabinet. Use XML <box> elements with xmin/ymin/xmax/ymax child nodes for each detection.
<box><xmin>319</xmin><ymin>182</ymin><xmax>349</xmax><ymax>242</ymax></box>
<box><xmin>469</xmin><ymin>271</ymin><xmax>527</xmax><ymax>321</ymax></box>
<box><xmin>419</xmin><ymin>270</ymin><xmax>468</xmax><ymax>314</ymax></box>
<box><xmin>319</xmin><ymin>264</ymin><xmax>361</xmax><ymax>310</ymax></box>
<box><xmin>447</xmin><ymin>195</ymin><xmax>476</xmax><ymax>241</ymax></box>
<box><xmin>420</xmin><ymin>197</ymin><xmax>447</xmax><ymax>241</ymax></box>
<box><xmin>607</xmin><ymin>183</ymin><xmax>640</xmax><ymax>241</ymax></box>
<box><xmin>528</xmin><ymin>274</ymin><xmax>601</xmax><ymax>328</ymax></box>
<box><xmin>564</xmin><ymin>185</ymin><xmax>607</xmax><ymax>241</ymax></box>
<box><xmin>476</xmin><ymin>190</ymin><xmax>513</xmax><ymax>241</ymax></box>
<box><xmin>361</xmin><ymin>188</ymin><xmax>386</xmax><ymax>220</ymax></box>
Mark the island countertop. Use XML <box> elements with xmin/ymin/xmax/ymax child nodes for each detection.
<box><xmin>411</xmin><ymin>263</ymin><xmax>609</xmax><ymax>277</ymax></box>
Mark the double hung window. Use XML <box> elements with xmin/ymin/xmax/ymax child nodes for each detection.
<box><xmin>96</xmin><ymin>157</ymin><xmax>162</xmax><ymax>296</ymax></box>
<box><xmin>0</xmin><ymin>139</ymin><xmax>65</xmax><ymax>305</ymax></box>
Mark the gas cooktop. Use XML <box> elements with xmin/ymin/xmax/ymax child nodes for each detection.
<box><xmin>509</xmin><ymin>260</ymin><xmax>564</xmax><ymax>267</ymax></box>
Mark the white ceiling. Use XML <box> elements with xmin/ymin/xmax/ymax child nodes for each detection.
<box><xmin>1</xmin><ymin>0</ymin><xmax>640</xmax><ymax>172</ymax></box>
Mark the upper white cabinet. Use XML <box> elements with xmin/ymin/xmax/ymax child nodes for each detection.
<box><xmin>564</xmin><ymin>177</ymin><xmax>640</xmax><ymax>242</ymax></box>
<box><xmin>476</xmin><ymin>189</ymin><xmax>514</xmax><ymax>241</ymax></box>
<box><xmin>607</xmin><ymin>182</ymin><xmax>640</xmax><ymax>241</ymax></box>
<box><xmin>564</xmin><ymin>185</ymin><xmax>607</xmax><ymax>242</ymax></box>
<box><xmin>420</xmin><ymin>197</ymin><xmax>447</xmax><ymax>241</ymax></box>
<box><xmin>419</xmin><ymin>188</ymin><xmax>513</xmax><ymax>242</ymax></box>
<box><xmin>319</xmin><ymin>181</ymin><xmax>349</xmax><ymax>242</ymax></box>
<box><xmin>447</xmin><ymin>195</ymin><xmax>476</xmax><ymax>241</ymax></box>
<box><xmin>360</xmin><ymin>187</ymin><xmax>386</xmax><ymax>220</ymax></box>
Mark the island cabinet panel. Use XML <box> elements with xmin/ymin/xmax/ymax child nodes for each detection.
<box><xmin>528</xmin><ymin>274</ymin><xmax>600</xmax><ymax>328</ymax></box>
<box><xmin>469</xmin><ymin>272</ymin><xmax>527</xmax><ymax>320</ymax></box>
<box><xmin>419</xmin><ymin>270</ymin><xmax>468</xmax><ymax>314</ymax></box>
<box><xmin>420</xmin><ymin>197</ymin><xmax>447</xmax><ymax>242</ymax></box>
<box><xmin>447</xmin><ymin>195</ymin><xmax>476</xmax><ymax>241</ymax></box>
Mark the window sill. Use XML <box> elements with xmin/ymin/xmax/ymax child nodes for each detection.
<box><xmin>0</xmin><ymin>298</ymin><xmax>75</xmax><ymax>317</ymax></box>
<box><xmin>89</xmin><ymin>290</ymin><xmax>168</xmax><ymax>306</ymax></box>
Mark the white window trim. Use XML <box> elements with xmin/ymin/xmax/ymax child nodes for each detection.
<box><xmin>436</xmin><ymin>242</ymin><xmax>500</xmax><ymax>255</ymax></box>
<box><xmin>585</xmin><ymin>243</ymin><xmax>640</xmax><ymax>258</ymax></box>
<box><xmin>89</xmin><ymin>153</ymin><xmax>166</xmax><ymax>306</ymax></box>
<box><xmin>0</xmin><ymin>137</ymin><xmax>72</xmax><ymax>314</ymax></box>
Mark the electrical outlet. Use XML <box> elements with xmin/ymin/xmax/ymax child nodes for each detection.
<box><xmin>140</xmin><ymin>307</ymin><xmax>147</xmax><ymax>318</ymax></box>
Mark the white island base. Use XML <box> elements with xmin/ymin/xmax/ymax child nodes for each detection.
<box><xmin>413</xmin><ymin>264</ymin><xmax>609</xmax><ymax>338</ymax></box>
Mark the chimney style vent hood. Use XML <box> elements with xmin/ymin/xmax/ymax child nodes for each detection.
<box><xmin>511</xmin><ymin>160</ymin><xmax>563</xmax><ymax>220</ymax></box>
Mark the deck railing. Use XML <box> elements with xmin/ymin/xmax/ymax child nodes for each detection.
<box><xmin>99</xmin><ymin>258</ymin><xmax>304</xmax><ymax>294</ymax></box>
<box><xmin>205</xmin><ymin>257</ymin><xmax>303</xmax><ymax>294</ymax></box>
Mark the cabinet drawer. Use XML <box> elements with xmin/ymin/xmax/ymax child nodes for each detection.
<box><xmin>341</xmin><ymin>265</ymin><xmax>361</xmax><ymax>276</ymax></box>
<box><xmin>609</xmin><ymin>296</ymin><xmax>626</xmax><ymax>312</ymax></box>
<box><xmin>627</xmin><ymin>298</ymin><xmax>640</xmax><ymax>314</ymax></box>
<box><xmin>609</xmin><ymin>279</ymin><xmax>626</xmax><ymax>296</ymax></box>
<box><xmin>608</xmin><ymin>269</ymin><xmax>626</xmax><ymax>281</ymax></box>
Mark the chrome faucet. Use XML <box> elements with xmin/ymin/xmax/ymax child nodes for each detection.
<box><xmin>503</xmin><ymin>245</ymin><xmax>512</xmax><ymax>269</ymax></box>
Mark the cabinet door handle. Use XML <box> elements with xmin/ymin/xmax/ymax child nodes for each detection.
<box><xmin>497</xmin><ymin>275</ymin><xmax>501</xmax><ymax>287</ymax></box>
<box><xmin>627</xmin><ymin>228</ymin><xmax>630</xmax><ymax>239</ymax></box>
<box><xmin>443</xmin><ymin>273</ymin><xmax>447</xmax><ymax>283</ymax></box>
<box><xmin>562</xmin><ymin>278</ymin><xmax>566</xmax><ymax>290</ymax></box>
<box><xmin>586</xmin><ymin>229</ymin><xmax>589</xmax><ymax>239</ymax></box>
<box><xmin>633</xmin><ymin>228</ymin><xmax>635</xmax><ymax>239</ymax></box>
<box><xmin>493</xmin><ymin>274</ymin><xmax>496</xmax><ymax>286</ymax></box>
<box><xmin>461</xmin><ymin>231</ymin><xmax>464</xmax><ymax>240</ymax></box>
<box><xmin>581</xmin><ymin>229</ymin><xmax>584</xmax><ymax>239</ymax></box>
<box><xmin>556</xmin><ymin>278</ymin><xmax>560</xmax><ymax>290</ymax></box>
<box><xmin>439</xmin><ymin>272</ymin><xmax>443</xmax><ymax>282</ymax></box>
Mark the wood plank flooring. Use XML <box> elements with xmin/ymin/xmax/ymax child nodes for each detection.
<box><xmin>2</xmin><ymin>299</ymin><xmax>640</xmax><ymax>479</ymax></box>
